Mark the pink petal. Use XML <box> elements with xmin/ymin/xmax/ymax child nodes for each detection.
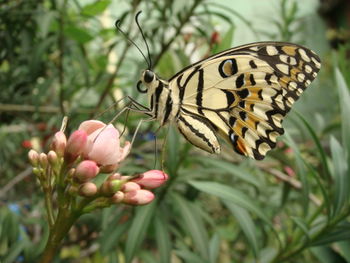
<box><xmin>87</xmin><ymin>127</ymin><xmax>121</xmax><ymax>165</ymax></box>
<box><xmin>79</xmin><ymin>120</ymin><xmax>106</xmax><ymax>135</ymax></box>
<box><xmin>117</xmin><ymin>141</ymin><xmax>131</xmax><ymax>163</ymax></box>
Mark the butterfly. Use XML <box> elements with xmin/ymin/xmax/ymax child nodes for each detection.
<box><xmin>136</xmin><ymin>42</ymin><xmax>321</xmax><ymax>160</ymax></box>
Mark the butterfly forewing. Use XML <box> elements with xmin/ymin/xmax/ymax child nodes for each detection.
<box><xmin>168</xmin><ymin>42</ymin><xmax>321</xmax><ymax>160</ymax></box>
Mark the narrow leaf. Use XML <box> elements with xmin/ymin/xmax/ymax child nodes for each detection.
<box><xmin>125</xmin><ymin>202</ymin><xmax>156</xmax><ymax>263</ymax></box>
<box><xmin>224</xmin><ymin>201</ymin><xmax>259</xmax><ymax>257</ymax></box>
<box><xmin>172</xmin><ymin>193</ymin><xmax>209</xmax><ymax>259</ymax></box>
<box><xmin>155</xmin><ymin>210</ymin><xmax>171</xmax><ymax>263</ymax></box>
<box><xmin>81</xmin><ymin>0</ymin><xmax>111</xmax><ymax>16</ymax></box>
<box><xmin>209</xmin><ymin>233</ymin><xmax>220</xmax><ymax>263</ymax></box>
<box><xmin>189</xmin><ymin>181</ymin><xmax>270</xmax><ymax>224</ymax></box>
<box><xmin>330</xmin><ymin>136</ymin><xmax>348</xmax><ymax>216</ymax></box>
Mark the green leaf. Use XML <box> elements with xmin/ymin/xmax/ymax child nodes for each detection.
<box><xmin>81</xmin><ymin>0</ymin><xmax>111</xmax><ymax>16</ymax></box>
<box><xmin>175</xmin><ymin>249</ymin><xmax>209</xmax><ymax>263</ymax></box>
<box><xmin>290</xmin><ymin>216</ymin><xmax>310</xmax><ymax>242</ymax></box>
<box><xmin>310</xmin><ymin>223</ymin><xmax>350</xmax><ymax>246</ymax></box>
<box><xmin>64</xmin><ymin>26</ymin><xmax>94</xmax><ymax>44</ymax></box>
<box><xmin>337</xmin><ymin>241</ymin><xmax>350</xmax><ymax>262</ymax></box>
<box><xmin>330</xmin><ymin>136</ymin><xmax>349</xmax><ymax>216</ymax></box>
<box><xmin>310</xmin><ymin>246</ymin><xmax>347</xmax><ymax>263</ymax></box>
<box><xmin>125</xmin><ymin>202</ymin><xmax>156</xmax><ymax>263</ymax></box>
<box><xmin>154</xmin><ymin>210</ymin><xmax>171</xmax><ymax>263</ymax></box>
<box><xmin>194</xmin><ymin>157</ymin><xmax>261</xmax><ymax>187</ymax></box>
<box><xmin>282</xmin><ymin>131</ymin><xmax>309</xmax><ymax>215</ymax></box>
<box><xmin>188</xmin><ymin>181</ymin><xmax>270</xmax><ymax>224</ymax></box>
<box><xmin>209</xmin><ymin>233</ymin><xmax>220</xmax><ymax>263</ymax></box>
<box><xmin>224</xmin><ymin>201</ymin><xmax>259</xmax><ymax>257</ymax></box>
<box><xmin>172</xmin><ymin>193</ymin><xmax>209</xmax><ymax>259</ymax></box>
<box><xmin>335</xmin><ymin>68</ymin><xmax>350</xmax><ymax>163</ymax></box>
<box><xmin>166</xmin><ymin>126</ymin><xmax>181</xmax><ymax>176</ymax></box>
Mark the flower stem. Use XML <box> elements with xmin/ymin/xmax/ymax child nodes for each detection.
<box><xmin>39</xmin><ymin>208</ymin><xmax>79</xmax><ymax>263</ymax></box>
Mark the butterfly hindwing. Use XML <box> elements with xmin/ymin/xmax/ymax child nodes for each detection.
<box><xmin>169</xmin><ymin>42</ymin><xmax>321</xmax><ymax>160</ymax></box>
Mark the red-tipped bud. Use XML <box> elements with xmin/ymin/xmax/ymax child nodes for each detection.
<box><xmin>123</xmin><ymin>189</ymin><xmax>155</xmax><ymax>205</ymax></box>
<box><xmin>111</xmin><ymin>191</ymin><xmax>124</xmax><ymax>204</ymax></box>
<box><xmin>210</xmin><ymin>31</ymin><xmax>220</xmax><ymax>45</ymax></box>
<box><xmin>51</xmin><ymin>131</ymin><xmax>67</xmax><ymax>157</ymax></box>
<box><xmin>121</xmin><ymin>182</ymin><xmax>141</xmax><ymax>192</ymax></box>
<box><xmin>65</xmin><ymin>130</ymin><xmax>88</xmax><ymax>163</ymax></box>
<box><xmin>78</xmin><ymin>182</ymin><xmax>98</xmax><ymax>197</ymax></box>
<box><xmin>28</xmin><ymin>149</ymin><xmax>39</xmax><ymax>166</ymax></box>
<box><xmin>39</xmin><ymin>153</ymin><xmax>48</xmax><ymax>169</ymax></box>
<box><xmin>132</xmin><ymin>170</ymin><xmax>169</xmax><ymax>189</ymax></box>
<box><xmin>75</xmin><ymin>160</ymin><xmax>99</xmax><ymax>183</ymax></box>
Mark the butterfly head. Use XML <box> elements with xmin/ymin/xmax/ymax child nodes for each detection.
<box><xmin>137</xmin><ymin>69</ymin><xmax>157</xmax><ymax>93</ymax></box>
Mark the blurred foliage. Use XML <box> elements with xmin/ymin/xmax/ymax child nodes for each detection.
<box><xmin>1</xmin><ymin>0</ymin><xmax>350</xmax><ymax>262</ymax></box>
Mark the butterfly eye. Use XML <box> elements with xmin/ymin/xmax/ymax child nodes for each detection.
<box><xmin>137</xmin><ymin>81</ymin><xmax>147</xmax><ymax>93</ymax></box>
<box><xmin>144</xmin><ymin>70</ymin><xmax>154</xmax><ymax>83</ymax></box>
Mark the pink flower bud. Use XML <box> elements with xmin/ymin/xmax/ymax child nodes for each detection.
<box><xmin>47</xmin><ymin>151</ymin><xmax>58</xmax><ymax>166</ymax></box>
<box><xmin>122</xmin><ymin>182</ymin><xmax>141</xmax><ymax>192</ymax></box>
<box><xmin>111</xmin><ymin>191</ymin><xmax>124</xmax><ymax>204</ymax></box>
<box><xmin>28</xmin><ymin>149</ymin><xmax>39</xmax><ymax>166</ymax></box>
<box><xmin>65</xmin><ymin>130</ymin><xmax>88</xmax><ymax>163</ymax></box>
<box><xmin>51</xmin><ymin>131</ymin><xmax>67</xmax><ymax>156</ymax></box>
<box><xmin>78</xmin><ymin>182</ymin><xmax>98</xmax><ymax>197</ymax></box>
<box><xmin>123</xmin><ymin>189</ymin><xmax>155</xmax><ymax>205</ymax></box>
<box><xmin>39</xmin><ymin>153</ymin><xmax>48</xmax><ymax>169</ymax></box>
<box><xmin>75</xmin><ymin>160</ymin><xmax>99</xmax><ymax>182</ymax></box>
<box><xmin>132</xmin><ymin>170</ymin><xmax>169</xmax><ymax>189</ymax></box>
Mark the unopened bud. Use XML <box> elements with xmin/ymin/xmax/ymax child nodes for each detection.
<box><xmin>78</xmin><ymin>182</ymin><xmax>98</xmax><ymax>197</ymax></box>
<box><xmin>100</xmin><ymin>163</ymin><xmax>119</xmax><ymax>174</ymax></box>
<box><xmin>111</xmin><ymin>191</ymin><xmax>124</xmax><ymax>204</ymax></box>
<box><xmin>101</xmin><ymin>179</ymin><xmax>122</xmax><ymax>196</ymax></box>
<box><xmin>28</xmin><ymin>149</ymin><xmax>39</xmax><ymax>167</ymax></box>
<box><xmin>123</xmin><ymin>189</ymin><xmax>155</xmax><ymax>206</ymax></box>
<box><xmin>121</xmin><ymin>182</ymin><xmax>141</xmax><ymax>192</ymax></box>
<box><xmin>132</xmin><ymin>170</ymin><xmax>169</xmax><ymax>189</ymax></box>
<box><xmin>64</xmin><ymin>130</ymin><xmax>88</xmax><ymax>163</ymax></box>
<box><xmin>107</xmin><ymin>173</ymin><xmax>122</xmax><ymax>181</ymax></box>
<box><xmin>39</xmin><ymin>153</ymin><xmax>48</xmax><ymax>169</ymax></box>
<box><xmin>47</xmin><ymin>151</ymin><xmax>58</xmax><ymax>166</ymax></box>
<box><xmin>51</xmin><ymin>131</ymin><xmax>67</xmax><ymax>157</ymax></box>
<box><xmin>75</xmin><ymin>160</ymin><xmax>99</xmax><ymax>183</ymax></box>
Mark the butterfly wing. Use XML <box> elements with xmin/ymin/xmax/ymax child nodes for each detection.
<box><xmin>169</xmin><ymin>42</ymin><xmax>321</xmax><ymax>160</ymax></box>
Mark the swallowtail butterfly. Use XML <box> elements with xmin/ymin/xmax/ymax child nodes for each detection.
<box><xmin>137</xmin><ymin>42</ymin><xmax>321</xmax><ymax>160</ymax></box>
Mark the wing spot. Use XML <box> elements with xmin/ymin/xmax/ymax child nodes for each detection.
<box><xmin>311</xmin><ymin>57</ymin><xmax>321</xmax><ymax>69</ymax></box>
<box><xmin>297</xmin><ymin>73</ymin><xmax>305</xmax><ymax>82</ymax></box>
<box><xmin>288</xmin><ymin>81</ymin><xmax>297</xmax><ymax>90</ymax></box>
<box><xmin>276</xmin><ymin>63</ymin><xmax>290</xmax><ymax>75</ymax></box>
<box><xmin>305</xmin><ymin>65</ymin><xmax>313</xmax><ymax>74</ymax></box>
<box><xmin>266</xmin><ymin>46</ymin><xmax>279</xmax><ymax>55</ymax></box>
<box><xmin>236</xmin><ymin>74</ymin><xmax>245</xmax><ymax>88</ymax></box>
<box><xmin>298</xmin><ymin>48</ymin><xmax>311</xmax><ymax>62</ymax></box>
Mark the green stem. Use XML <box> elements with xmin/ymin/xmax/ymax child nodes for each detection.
<box><xmin>39</xmin><ymin>208</ymin><xmax>79</xmax><ymax>263</ymax></box>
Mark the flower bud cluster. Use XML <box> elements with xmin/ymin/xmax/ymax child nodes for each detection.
<box><xmin>27</xmin><ymin>119</ymin><xmax>169</xmax><ymax>208</ymax></box>
<box><xmin>101</xmin><ymin>170</ymin><xmax>169</xmax><ymax>206</ymax></box>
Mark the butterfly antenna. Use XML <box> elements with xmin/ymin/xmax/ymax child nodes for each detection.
<box><xmin>135</xmin><ymin>11</ymin><xmax>152</xmax><ymax>69</ymax></box>
<box><xmin>115</xmin><ymin>18</ymin><xmax>151</xmax><ymax>69</ymax></box>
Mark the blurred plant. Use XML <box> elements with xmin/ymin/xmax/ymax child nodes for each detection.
<box><xmin>27</xmin><ymin>118</ymin><xmax>168</xmax><ymax>262</ymax></box>
<box><xmin>1</xmin><ymin>0</ymin><xmax>350</xmax><ymax>263</ymax></box>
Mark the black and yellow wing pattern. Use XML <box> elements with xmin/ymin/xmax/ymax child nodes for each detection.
<box><xmin>167</xmin><ymin>42</ymin><xmax>321</xmax><ymax>160</ymax></box>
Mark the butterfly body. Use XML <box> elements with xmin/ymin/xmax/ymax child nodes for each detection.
<box><xmin>139</xmin><ymin>42</ymin><xmax>321</xmax><ymax>160</ymax></box>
